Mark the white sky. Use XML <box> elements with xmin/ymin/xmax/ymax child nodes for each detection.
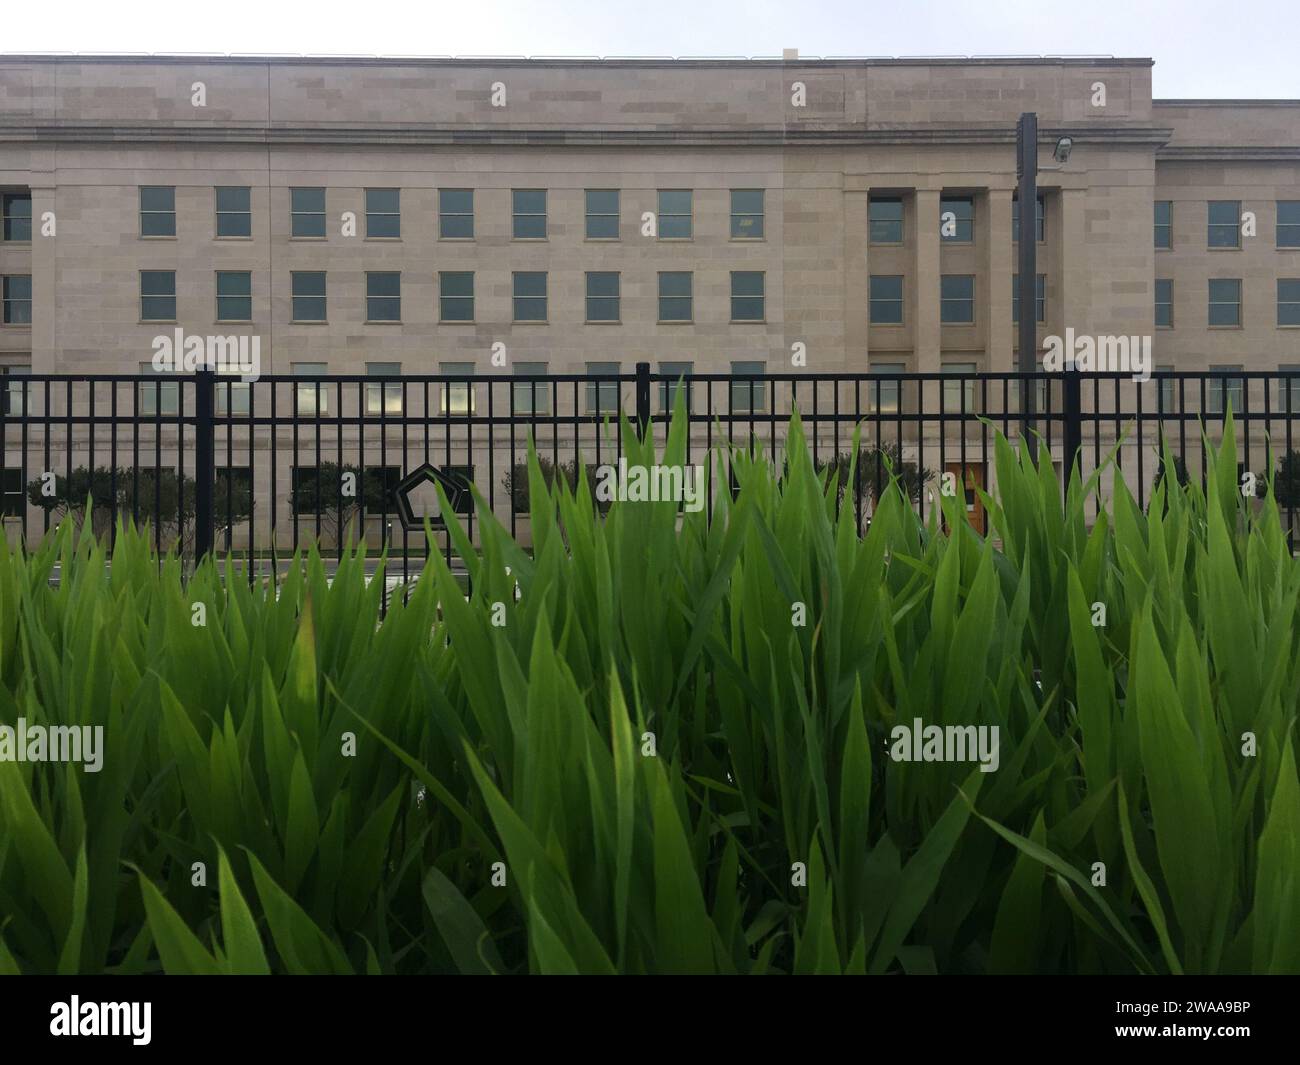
<box><xmin>3</xmin><ymin>0</ymin><xmax>1298</xmax><ymax>99</ymax></box>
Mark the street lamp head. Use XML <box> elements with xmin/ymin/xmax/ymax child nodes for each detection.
<box><xmin>1053</xmin><ymin>136</ymin><xmax>1073</xmax><ymax>164</ymax></box>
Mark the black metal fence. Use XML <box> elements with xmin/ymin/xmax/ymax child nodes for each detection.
<box><xmin>4</xmin><ymin>366</ymin><xmax>1300</xmax><ymax>584</ymax></box>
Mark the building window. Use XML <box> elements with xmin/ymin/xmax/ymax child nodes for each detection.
<box><xmin>1279</xmin><ymin>279</ymin><xmax>1300</xmax><ymax>326</ymax></box>
<box><xmin>138</xmin><ymin>362</ymin><xmax>180</xmax><ymax>417</ymax></box>
<box><xmin>366</xmin><ymin>272</ymin><xmax>401</xmax><ymax>322</ymax></box>
<box><xmin>439</xmin><ymin>272</ymin><xmax>474</xmax><ymax>322</ymax></box>
<box><xmin>512</xmin><ymin>272</ymin><xmax>547</xmax><ymax>322</ymax></box>
<box><xmin>293</xmin><ymin>362</ymin><xmax>328</xmax><ymax>416</ymax></box>
<box><xmin>730</xmin><ymin>361</ymin><xmax>767</xmax><ymax>413</ymax></box>
<box><xmin>585</xmin><ymin>189</ymin><xmax>619</xmax><ymax>239</ymax></box>
<box><xmin>1208</xmin><ymin>366</ymin><xmax>1244</xmax><ymax>415</ymax></box>
<box><xmin>658</xmin><ymin>272</ymin><xmax>693</xmax><ymax>322</ymax></box>
<box><xmin>869</xmin><ymin>275</ymin><xmax>904</xmax><ymax>324</ymax></box>
<box><xmin>365</xmin><ymin>362</ymin><xmax>403</xmax><ymax>416</ymax></box>
<box><xmin>659</xmin><ymin>361</ymin><xmax>693</xmax><ymax>412</ymax></box>
<box><xmin>1279</xmin><ymin>365</ymin><xmax>1300</xmax><ymax>411</ymax></box>
<box><xmin>513</xmin><ymin>362</ymin><xmax>550</xmax><ymax>414</ymax></box>
<box><xmin>730</xmin><ymin>189</ymin><xmax>764</xmax><ymax>239</ymax></box>
<box><xmin>1012</xmin><ymin>195</ymin><xmax>1045</xmax><ymax>243</ymax></box>
<box><xmin>869</xmin><ymin>197</ymin><xmax>904</xmax><ymax>244</ymax></box>
<box><xmin>657</xmin><ymin>189</ymin><xmax>693</xmax><ymax>239</ymax></box>
<box><xmin>2</xmin><ymin>365</ymin><xmax>30</xmax><ymax>416</ymax></box>
<box><xmin>1208</xmin><ymin>200</ymin><xmax>1241</xmax><ymax>248</ymax></box>
<box><xmin>940</xmin><ymin>275</ymin><xmax>975</xmax><ymax>324</ymax></box>
<box><xmin>365</xmin><ymin>188</ymin><xmax>400</xmax><ymax>238</ymax></box>
<box><xmin>942</xmin><ymin>362</ymin><xmax>977</xmax><ymax>410</ymax></box>
<box><xmin>1012</xmin><ymin>274</ymin><xmax>1046</xmax><ymax>324</ymax></box>
<box><xmin>512</xmin><ymin>189</ymin><xmax>547</xmax><ymax>239</ymax></box>
<box><xmin>1</xmin><ymin>468</ymin><xmax>22</xmax><ymax>517</ymax></box>
<box><xmin>1208</xmin><ymin>278</ymin><xmax>1242</xmax><ymax>327</ymax></box>
<box><xmin>439</xmin><ymin>189</ymin><xmax>474</xmax><ymax>239</ymax></box>
<box><xmin>585</xmin><ymin>272</ymin><xmax>620</xmax><ymax>322</ymax></box>
<box><xmin>1155</xmin><ymin>279</ymin><xmax>1173</xmax><ymax>328</ymax></box>
<box><xmin>215</xmin><ymin>186</ymin><xmax>251</xmax><ymax>237</ymax></box>
<box><xmin>215</xmin><ymin>368</ymin><xmax>250</xmax><ymax>416</ymax></box>
<box><xmin>1</xmin><ymin>192</ymin><xmax>31</xmax><ymax>242</ymax></box>
<box><xmin>140</xmin><ymin>271</ymin><xmax>176</xmax><ymax>321</ymax></box>
<box><xmin>870</xmin><ymin>362</ymin><xmax>905</xmax><ymax>413</ymax></box>
<box><xmin>291</xmin><ymin>271</ymin><xmax>326</xmax><ymax>322</ymax></box>
<box><xmin>940</xmin><ymin>196</ymin><xmax>974</xmax><ymax>242</ymax></box>
<box><xmin>290</xmin><ymin>188</ymin><xmax>325</xmax><ymax>238</ymax></box>
<box><xmin>1156</xmin><ymin>365</ymin><xmax>1176</xmax><ymax>411</ymax></box>
<box><xmin>440</xmin><ymin>362</ymin><xmax>475</xmax><ymax>415</ymax></box>
<box><xmin>731</xmin><ymin>271</ymin><xmax>765</xmax><ymax>322</ymax></box>
<box><xmin>216</xmin><ymin>271</ymin><xmax>252</xmax><ymax>321</ymax></box>
<box><xmin>585</xmin><ymin>362</ymin><xmax>621</xmax><ymax>415</ymax></box>
<box><xmin>1278</xmin><ymin>201</ymin><xmax>1300</xmax><ymax>248</ymax></box>
<box><xmin>2</xmin><ymin>275</ymin><xmax>32</xmax><ymax>324</ymax></box>
<box><xmin>139</xmin><ymin>186</ymin><xmax>175</xmax><ymax>237</ymax></box>
<box><xmin>1154</xmin><ymin>200</ymin><xmax>1172</xmax><ymax>250</ymax></box>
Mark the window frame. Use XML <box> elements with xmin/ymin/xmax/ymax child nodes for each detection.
<box><xmin>1</xmin><ymin>192</ymin><xmax>32</xmax><ymax>242</ymax></box>
<box><xmin>869</xmin><ymin>196</ymin><xmax>904</xmax><ymax>245</ymax></box>
<box><xmin>1155</xmin><ymin>200</ymin><xmax>1173</xmax><ymax>250</ymax></box>
<box><xmin>365</xmin><ymin>271</ymin><xmax>402</xmax><ymax>323</ymax></box>
<box><xmin>940</xmin><ymin>195</ymin><xmax>975</xmax><ymax>243</ymax></box>
<box><xmin>869</xmin><ymin>275</ymin><xmax>905</xmax><ymax>325</ymax></box>
<box><xmin>1208</xmin><ymin>278</ymin><xmax>1242</xmax><ymax>328</ymax></box>
<box><xmin>511</xmin><ymin>189</ymin><xmax>548</xmax><ymax>240</ymax></box>
<box><xmin>585</xmin><ymin>189</ymin><xmax>619</xmax><ymax>240</ymax></box>
<box><xmin>730</xmin><ymin>271</ymin><xmax>765</xmax><ymax>323</ymax></box>
<box><xmin>439</xmin><ymin>271</ymin><xmax>475</xmax><ymax>323</ymax></box>
<box><xmin>657</xmin><ymin>189</ymin><xmax>693</xmax><ymax>241</ymax></box>
<box><xmin>214</xmin><ymin>186</ymin><xmax>252</xmax><ymax>239</ymax></box>
<box><xmin>1</xmin><ymin>275</ymin><xmax>33</xmax><ymax>325</ymax></box>
<box><xmin>512</xmin><ymin>271</ymin><xmax>548</xmax><ymax>323</ymax></box>
<box><xmin>290</xmin><ymin>271</ymin><xmax>327</xmax><ymax>323</ymax></box>
<box><xmin>1207</xmin><ymin>200</ymin><xmax>1241</xmax><ymax>249</ymax></box>
<box><xmin>364</xmin><ymin>188</ymin><xmax>401</xmax><ymax>240</ymax></box>
<box><xmin>439</xmin><ymin>188</ymin><xmax>475</xmax><ymax>240</ymax></box>
<box><xmin>139</xmin><ymin>270</ymin><xmax>177</xmax><ymax>322</ymax></box>
<box><xmin>940</xmin><ymin>274</ymin><xmax>976</xmax><ymax>325</ymax></box>
<box><xmin>290</xmin><ymin>187</ymin><xmax>326</xmax><ymax>239</ymax></box>
<box><xmin>215</xmin><ymin>270</ymin><xmax>253</xmax><ymax>322</ymax></box>
<box><xmin>729</xmin><ymin>189</ymin><xmax>764</xmax><ymax>240</ymax></box>
<box><xmin>657</xmin><ymin>272</ymin><xmax>693</xmax><ymax>323</ymax></box>
<box><xmin>585</xmin><ymin>271</ymin><xmax>621</xmax><ymax>323</ymax></box>
<box><xmin>139</xmin><ymin>186</ymin><xmax>176</xmax><ymax>238</ymax></box>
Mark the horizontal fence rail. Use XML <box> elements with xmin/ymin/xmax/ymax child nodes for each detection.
<box><xmin>4</xmin><ymin>366</ymin><xmax>1300</xmax><ymax>601</ymax></box>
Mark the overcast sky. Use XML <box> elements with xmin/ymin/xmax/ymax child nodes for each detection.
<box><xmin>4</xmin><ymin>0</ymin><xmax>1297</xmax><ymax>99</ymax></box>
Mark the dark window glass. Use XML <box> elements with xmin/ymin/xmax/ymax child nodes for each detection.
<box><xmin>291</xmin><ymin>187</ymin><xmax>326</xmax><ymax>238</ymax></box>
<box><xmin>940</xmin><ymin>196</ymin><xmax>974</xmax><ymax>242</ymax></box>
<box><xmin>366</xmin><ymin>188</ymin><xmax>400</xmax><ymax>238</ymax></box>
<box><xmin>1278</xmin><ymin>201</ymin><xmax>1300</xmax><ymax>248</ymax></box>
<box><xmin>940</xmin><ymin>274</ymin><xmax>975</xmax><ymax>323</ymax></box>
<box><xmin>1155</xmin><ymin>278</ymin><xmax>1173</xmax><ymax>328</ymax></box>
<box><xmin>869</xmin><ymin>197</ymin><xmax>903</xmax><ymax>243</ymax></box>
<box><xmin>658</xmin><ymin>272</ymin><xmax>692</xmax><ymax>322</ymax></box>
<box><xmin>585</xmin><ymin>362</ymin><xmax>620</xmax><ymax>415</ymax></box>
<box><xmin>730</xmin><ymin>189</ymin><xmax>764</xmax><ymax>239</ymax></box>
<box><xmin>1</xmin><ymin>275</ymin><xmax>32</xmax><ymax>324</ymax></box>
<box><xmin>366</xmin><ymin>271</ymin><xmax>401</xmax><ymax>321</ymax></box>
<box><xmin>1208</xmin><ymin>278</ymin><xmax>1242</xmax><ymax>326</ymax></box>
<box><xmin>1208</xmin><ymin>201</ymin><xmax>1240</xmax><ymax>248</ymax></box>
<box><xmin>658</xmin><ymin>189</ymin><xmax>692</xmax><ymax>239</ymax></box>
<box><xmin>439</xmin><ymin>271</ymin><xmax>474</xmax><ymax>322</ymax></box>
<box><xmin>215</xmin><ymin>186</ymin><xmax>251</xmax><ymax>237</ymax></box>
<box><xmin>1012</xmin><ymin>195</ymin><xmax>1045</xmax><ymax>243</ymax></box>
<box><xmin>730</xmin><ymin>271</ymin><xmax>765</xmax><ymax>321</ymax></box>
<box><xmin>1278</xmin><ymin>279</ymin><xmax>1300</xmax><ymax>327</ymax></box>
<box><xmin>869</xmin><ymin>275</ymin><xmax>904</xmax><ymax>324</ymax></box>
<box><xmin>585</xmin><ymin>189</ymin><xmax>619</xmax><ymax>239</ymax></box>
<box><xmin>512</xmin><ymin>189</ymin><xmax>547</xmax><ymax>239</ymax></box>
<box><xmin>216</xmin><ymin>271</ymin><xmax>252</xmax><ymax>321</ymax></box>
<box><xmin>140</xmin><ymin>270</ymin><xmax>176</xmax><ymax>321</ymax></box>
<box><xmin>291</xmin><ymin>272</ymin><xmax>326</xmax><ymax>321</ymax></box>
<box><xmin>1</xmin><ymin>193</ymin><xmax>32</xmax><ymax>241</ymax></box>
<box><xmin>440</xmin><ymin>189</ymin><xmax>474</xmax><ymax>238</ymax></box>
<box><xmin>730</xmin><ymin>361</ymin><xmax>767</xmax><ymax>412</ymax></box>
<box><xmin>512</xmin><ymin>271</ymin><xmax>547</xmax><ymax>321</ymax></box>
<box><xmin>585</xmin><ymin>271</ymin><xmax>620</xmax><ymax>321</ymax></box>
<box><xmin>658</xmin><ymin>361</ymin><xmax>693</xmax><ymax>412</ymax></box>
<box><xmin>140</xmin><ymin>186</ymin><xmax>175</xmax><ymax>237</ymax></box>
<box><xmin>1155</xmin><ymin>200</ymin><xmax>1172</xmax><ymax>249</ymax></box>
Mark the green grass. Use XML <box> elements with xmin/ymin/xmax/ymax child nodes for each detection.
<box><xmin>0</xmin><ymin>409</ymin><xmax>1297</xmax><ymax>974</ymax></box>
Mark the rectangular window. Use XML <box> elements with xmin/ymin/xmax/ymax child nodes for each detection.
<box><xmin>365</xmin><ymin>188</ymin><xmax>400</xmax><ymax>239</ymax></box>
<box><xmin>730</xmin><ymin>361</ymin><xmax>767</xmax><ymax>413</ymax></box>
<box><xmin>659</xmin><ymin>361</ymin><xmax>693</xmax><ymax>413</ymax></box>
<box><xmin>940</xmin><ymin>275</ymin><xmax>975</xmax><ymax>324</ymax></box>
<box><xmin>1012</xmin><ymin>195</ymin><xmax>1045</xmax><ymax>243</ymax></box>
<box><xmin>585</xmin><ymin>272</ymin><xmax>620</xmax><ymax>322</ymax></box>
<box><xmin>216</xmin><ymin>271</ymin><xmax>252</xmax><ymax>321</ymax></box>
<box><xmin>440</xmin><ymin>362</ymin><xmax>475</xmax><ymax>416</ymax></box>
<box><xmin>1156</xmin><ymin>365</ymin><xmax>1176</xmax><ymax>411</ymax></box>
<box><xmin>138</xmin><ymin>362</ymin><xmax>179</xmax><ymax>417</ymax></box>
<box><xmin>940</xmin><ymin>196</ymin><xmax>974</xmax><ymax>242</ymax></box>
<box><xmin>215</xmin><ymin>186</ymin><xmax>251</xmax><ymax>237</ymax></box>
<box><xmin>1</xmin><ymin>192</ymin><xmax>32</xmax><ymax>241</ymax></box>
<box><xmin>215</xmin><ymin>367</ymin><xmax>250</xmax><ymax>417</ymax></box>
<box><xmin>512</xmin><ymin>271</ymin><xmax>547</xmax><ymax>322</ymax></box>
<box><xmin>870</xmin><ymin>361</ymin><xmax>905</xmax><ymax>414</ymax></box>
<box><xmin>366</xmin><ymin>271</ymin><xmax>401</xmax><ymax>322</ymax></box>
<box><xmin>731</xmin><ymin>271</ymin><xmax>765</xmax><ymax>322</ymax></box>
<box><xmin>293</xmin><ymin>362</ymin><xmax>328</xmax><ymax>416</ymax></box>
<box><xmin>1280</xmin><ymin>365</ymin><xmax>1300</xmax><ymax>412</ymax></box>
<box><xmin>365</xmin><ymin>362</ymin><xmax>403</xmax><ymax>416</ymax></box>
<box><xmin>513</xmin><ymin>362</ymin><xmax>550</xmax><ymax>415</ymax></box>
<box><xmin>1278</xmin><ymin>201</ymin><xmax>1300</xmax><ymax>248</ymax></box>
<box><xmin>1208</xmin><ymin>200</ymin><xmax>1241</xmax><ymax>248</ymax></box>
<box><xmin>1012</xmin><ymin>274</ymin><xmax>1046</xmax><ymax>324</ymax></box>
<box><xmin>1155</xmin><ymin>200</ymin><xmax>1172</xmax><ymax>250</ymax></box>
<box><xmin>869</xmin><ymin>197</ymin><xmax>904</xmax><ymax>244</ymax></box>
<box><xmin>290</xmin><ymin>188</ymin><xmax>325</xmax><ymax>238</ymax></box>
<box><xmin>658</xmin><ymin>189</ymin><xmax>693</xmax><ymax>239</ymax></box>
<box><xmin>585</xmin><ymin>362</ymin><xmax>620</xmax><ymax>415</ymax></box>
<box><xmin>942</xmin><ymin>362</ymin><xmax>977</xmax><ymax>411</ymax></box>
<box><xmin>1278</xmin><ymin>279</ymin><xmax>1300</xmax><ymax>326</ymax></box>
<box><xmin>585</xmin><ymin>189</ymin><xmax>619</xmax><ymax>239</ymax></box>
<box><xmin>1208</xmin><ymin>366</ymin><xmax>1244</xmax><ymax>415</ymax></box>
<box><xmin>658</xmin><ymin>272</ymin><xmax>693</xmax><ymax>322</ymax></box>
<box><xmin>1155</xmin><ymin>279</ymin><xmax>1174</xmax><ymax>328</ymax></box>
<box><xmin>140</xmin><ymin>186</ymin><xmax>175</xmax><ymax>237</ymax></box>
<box><xmin>512</xmin><ymin>189</ymin><xmax>547</xmax><ymax>239</ymax></box>
<box><xmin>2</xmin><ymin>365</ymin><xmax>30</xmax><ymax>416</ymax></box>
<box><xmin>1209</xmin><ymin>278</ymin><xmax>1242</xmax><ymax>326</ymax></box>
<box><xmin>439</xmin><ymin>189</ymin><xmax>474</xmax><ymax>239</ymax></box>
<box><xmin>140</xmin><ymin>271</ymin><xmax>176</xmax><ymax>321</ymax></box>
<box><xmin>439</xmin><ymin>271</ymin><xmax>474</xmax><ymax>322</ymax></box>
<box><xmin>1</xmin><ymin>468</ymin><xmax>21</xmax><ymax>517</ymax></box>
<box><xmin>1</xmin><ymin>275</ymin><xmax>32</xmax><ymax>324</ymax></box>
<box><xmin>869</xmin><ymin>275</ymin><xmax>904</xmax><ymax>324</ymax></box>
<box><xmin>730</xmin><ymin>189</ymin><xmax>764</xmax><ymax>239</ymax></box>
<box><xmin>291</xmin><ymin>271</ymin><xmax>326</xmax><ymax>322</ymax></box>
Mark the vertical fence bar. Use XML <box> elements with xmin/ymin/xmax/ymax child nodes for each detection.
<box><xmin>635</xmin><ymin>362</ymin><xmax>651</xmax><ymax>439</ymax></box>
<box><xmin>194</xmin><ymin>369</ymin><xmax>215</xmax><ymax>561</ymax></box>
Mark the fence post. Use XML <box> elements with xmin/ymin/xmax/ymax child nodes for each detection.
<box><xmin>1062</xmin><ymin>372</ymin><xmax>1082</xmax><ymax>495</ymax></box>
<box><xmin>635</xmin><ymin>361</ymin><xmax>651</xmax><ymax>439</ymax></box>
<box><xmin>194</xmin><ymin>369</ymin><xmax>215</xmax><ymax>562</ymax></box>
